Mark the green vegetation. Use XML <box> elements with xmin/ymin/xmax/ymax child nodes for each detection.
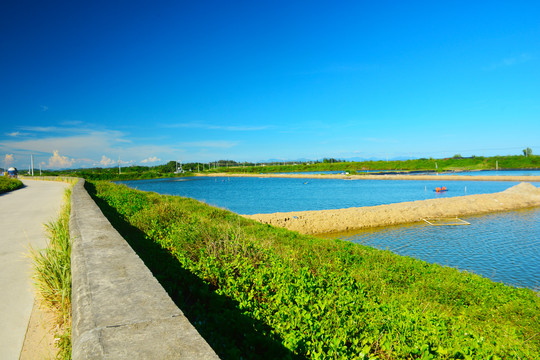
<box><xmin>205</xmin><ymin>155</ymin><xmax>540</xmax><ymax>175</ymax></box>
<box><xmin>29</xmin><ymin>188</ymin><xmax>72</xmax><ymax>359</ymax></box>
<box><xmin>24</xmin><ymin>154</ymin><xmax>540</xmax><ymax>181</ymax></box>
<box><xmin>88</xmin><ymin>180</ymin><xmax>539</xmax><ymax>359</ymax></box>
<box><xmin>32</xmin><ymin>161</ymin><xmax>196</xmax><ymax>181</ymax></box>
<box><xmin>0</xmin><ymin>176</ymin><xmax>23</xmax><ymax>193</ymax></box>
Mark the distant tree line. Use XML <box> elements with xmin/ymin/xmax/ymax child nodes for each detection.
<box><xmin>21</xmin><ymin>150</ymin><xmax>538</xmax><ymax>181</ymax></box>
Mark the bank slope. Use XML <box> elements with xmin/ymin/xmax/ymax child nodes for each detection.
<box><xmin>89</xmin><ymin>180</ymin><xmax>540</xmax><ymax>360</ymax></box>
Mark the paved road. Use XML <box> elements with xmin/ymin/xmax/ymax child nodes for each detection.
<box><xmin>0</xmin><ymin>179</ymin><xmax>70</xmax><ymax>360</ymax></box>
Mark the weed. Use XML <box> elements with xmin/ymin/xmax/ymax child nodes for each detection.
<box><xmin>0</xmin><ymin>176</ymin><xmax>23</xmax><ymax>193</ymax></box>
<box><xmin>89</xmin><ymin>180</ymin><xmax>540</xmax><ymax>359</ymax></box>
<box><xmin>29</xmin><ymin>188</ymin><xmax>72</xmax><ymax>359</ymax></box>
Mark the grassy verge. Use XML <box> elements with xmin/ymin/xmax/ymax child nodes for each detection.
<box><xmin>88</xmin><ymin>180</ymin><xmax>539</xmax><ymax>359</ymax></box>
<box><xmin>29</xmin><ymin>188</ymin><xmax>72</xmax><ymax>359</ymax></box>
<box><xmin>0</xmin><ymin>176</ymin><xmax>23</xmax><ymax>193</ymax></box>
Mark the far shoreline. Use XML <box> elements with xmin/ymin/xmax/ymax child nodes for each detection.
<box><xmin>196</xmin><ymin>172</ymin><xmax>540</xmax><ymax>183</ymax></box>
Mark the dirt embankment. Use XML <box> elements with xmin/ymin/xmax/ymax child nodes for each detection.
<box><xmin>243</xmin><ymin>182</ymin><xmax>540</xmax><ymax>235</ymax></box>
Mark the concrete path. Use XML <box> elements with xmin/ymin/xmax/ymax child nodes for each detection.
<box><xmin>0</xmin><ymin>179</ymin><xmax>70</xmax><ymax>360</ymax></box>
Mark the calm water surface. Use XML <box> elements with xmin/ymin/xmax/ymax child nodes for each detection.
<box><xmin>326</xmin><ymin>208</ymin><xmax>540</xmax><ymax>290</ymax></box>
<box><xmin>117</xmin><ymin>177</ymin><xmax>521</xmax><ymax>214</ymax></box>
<box><xmin>118</xmin><ymin>177</ymin><xmax>539</xmax><ymax>290</ymax></box>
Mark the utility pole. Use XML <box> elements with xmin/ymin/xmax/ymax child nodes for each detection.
<box><xmin>31</xmin><ymin>154</ymin><xmax>34</xmax><ymax>176</ymax></box>
<box><xmin>118</xmin><ymin>156</ymin><xmax>121</xmax><ymax>174</ymax></box>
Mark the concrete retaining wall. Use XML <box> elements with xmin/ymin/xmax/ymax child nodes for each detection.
<box><xmin>70</xmin><ymin>179</ymin><xmax>219</xmax><ymax>359</ymax></box>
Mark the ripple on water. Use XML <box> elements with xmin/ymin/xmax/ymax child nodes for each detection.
<box><xmin>334</xmin><ymin>208</ymin><xmax>540</xmax><ymax>290</ymax></box>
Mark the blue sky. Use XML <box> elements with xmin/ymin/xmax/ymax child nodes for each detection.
<box><xmin>1</xmin><ymin>1</ymin><xmax>539</xmax><ymax>169</ymax></box>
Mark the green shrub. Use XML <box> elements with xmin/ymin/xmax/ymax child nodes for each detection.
<box><xmin>89</xmin><ymin>181</ymin><xmax>540</xmax><ymax>359</ymax></box>
<box><xmin>0</xmin><ymin>176</ymin><xmax>23</xmax><ymax>193</ymax></box>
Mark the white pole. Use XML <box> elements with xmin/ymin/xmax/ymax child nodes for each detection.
<box><xmin>31</xmin><ymin>154</ymin><xmax>34</xmax><ymax>176</ymax></box>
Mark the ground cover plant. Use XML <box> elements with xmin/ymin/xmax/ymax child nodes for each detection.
<box><xmin>88</xmin><ymin>180</ymin><xmax>539</xmax><ymax>359</ymax></box>
<box><xmin>0</xmin><ymin>176</ymin><xmax>23</xmax><ymax>193</ymax></box>
<box><xmin>29</xmin><ymin>188</ymin><xmax>72</xmax><ymax>359</ymax></box>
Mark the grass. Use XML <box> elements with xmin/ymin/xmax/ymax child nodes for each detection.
<box><xmin>87</xmin><ymin>180</ymin><xmax>540</xmax><ymax>359</ymax></box>
<box><xmin>29</xmin><ymin>188</ymin><xmax>72</xmax><ymax>359</ymax></box>
<box><xmin>0</xmin><ymin>176</ymin><xmax>23</xmax><ymax>193</ymax></box>
<box><xmin>204</xmin><ymin>155</ymin><xmax>540</xmax><ymax>175</ymax></box>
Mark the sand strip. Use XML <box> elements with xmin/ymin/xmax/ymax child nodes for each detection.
<box><xmin>198</xmin><ymin>172</ymin><xmax>540</xmax><ymax>182</ymax></box>
<box><xmin>243</xmin><ymin>182</ymin><xmax>540</xmax><ymax>235</ymax></box>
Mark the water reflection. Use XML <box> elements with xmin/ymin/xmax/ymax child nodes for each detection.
<box><xmin>324</xmin><ymin>208</ymin><xmax>540</xmax><ymax>290</ymax></box>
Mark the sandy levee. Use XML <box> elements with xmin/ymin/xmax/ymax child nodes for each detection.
<box><xmin>197</xmin><ymin>172</ymin><xmax>540</xmax><ymax>182</ymax></box>
<box><xmin>243</xmin><ymin>182</ymin><xmax>540</xmax><ymax>235</ymax></box>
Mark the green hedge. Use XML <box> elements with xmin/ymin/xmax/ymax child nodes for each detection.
<box><xmin>0</xmin><ymin>177</ymin><xmax>23</xmax><ymax>193</ymax></box>
<box><xmin>89</xmin><ymin>180</ymin><xmax>539</xmax><ymax>359</ymax></box>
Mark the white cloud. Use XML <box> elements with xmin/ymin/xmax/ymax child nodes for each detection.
<box><xmin>165</xmin><ymin>122</ymin><xmax>270</xmax><ymax>131</ymax></box>
<box><xmin>484</xmin><ymin>53</ymin><xmax>532</xmax><ymax>71</ymax></box>
<box><xmin>1</xmin><ymin>123</ymin><xmax>234</xmax><ymax>167</ymax></box>
<box><xmin>361</xmin><ymin>137</ymin><xmax>399</xmax><ymax>144</ymax></box>
<box><xmin>18</xmin><ymin>126</ymin><xmax>57</xmax><ymax>132</ymax></box>
<box><xmin>3</xmin><ymin>154</ymin><xmax>14</xmax><ymax>167</ymax></box>
<box><xmin>45</xmin><ymin>150</ymin><xmax>75</xmax><ymax>169</ymax></box>
<box><xmin>141</xmin><ymin>156</ymin><xmax>161</xmax><ymax>163</ymax></box>
<box><xmin>40</xmin><ymin>105</ymin><xmax>49</xmax><ymax>112</ymax></box>
<box><xmin>99</xmin><ymin>155</ymin><xmax>115</xmax><ymax>166</ymax></box>
<box><xmin>61</xmin><ymin>120</ymin><xmax>83</xmax><ymax>126</ymax></box>
<box><xmin>179</xmin><ymin>140</ymin><xmax>238</xmax><ymax>148</ymax></box>
<box><xmin>6</xmin><ymin>132</ymin><xmax>25</xmax><ymax>137</ymax></box>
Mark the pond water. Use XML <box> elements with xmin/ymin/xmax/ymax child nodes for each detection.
<box><xmin>117</xmin><ymin>176</ymin><xmax>539</xmax><ymax>290</ymax></box>
<box><xmin>117</xmin><ymin>177</ymin><xmax>522</xmax><ymax>215</ymax></box>
<box><xmin>324</xmin><ymin>208</ymin><xmax>540</xmax><ymax>290</ymax></box>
